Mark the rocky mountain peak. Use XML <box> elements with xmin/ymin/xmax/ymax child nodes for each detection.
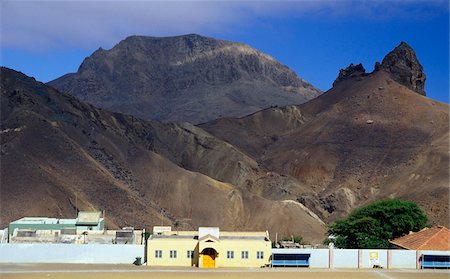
<box><xmin>378</xmin><ymin>41</ymin><xmax>426</xmax><ymax>95</ymax></box>
<box><xmin>49</xmin><ymin>34</ymin><xmax>321</xmax><ymax>124</ymax></box>
<box><xmin>333</xmin><ymin>63</ymin><xmax>366</xmax><ymax>86</ymax></box>
<box><xmin>117</xmin><ymin>34</ymin><xmax>225</xmax><ymax>54</ymax></box>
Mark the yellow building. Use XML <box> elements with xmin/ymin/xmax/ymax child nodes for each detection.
<box><xmin>147</xmin><ymin>226</ymin><xmax>271</xmax><ymax>268</ymax></box>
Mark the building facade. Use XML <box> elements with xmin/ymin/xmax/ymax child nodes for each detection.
<box><xmin>7</xmin><ymin>212</ymin><xmax>106</xmax><ymax>243</ymax></box>
<box><xmin>147</xmin><ymin>226</ymin><xmax>271</xmax><ymax>268</ymax></box>
<box><xmin>8</xmin><ymin>217</ymin><xmax>76</xmax><ymax>236</ymax></box>
<box><xmin>75</xmin><ymin>211</ymin><xmax>105</xmax><ymax>232</ymax></box>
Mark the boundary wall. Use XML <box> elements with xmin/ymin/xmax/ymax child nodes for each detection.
<box><xmin>272</xmin><ymin>248</ymin><xmax>450</xmax><ymax>269</ymax></box>
<box><xmin>0</xmin><ymin>244</ymin><xmax>144</xmax><ymax>264</ymax></box>
<box><xmin>0</xmin><ymin>244</ymin><xmax>448</xmax><ymax>268</ymax></box>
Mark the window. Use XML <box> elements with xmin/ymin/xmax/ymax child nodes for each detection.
<box><xmin>227</xmin><ymin>251</ymin><xmax>234</xmax><ymax>259</ymax></box>
<box><xmin>16</xmin><ymin>230</ymin><xmax>37</xmax><ymax>237</ymax></box>
<box><xmin>241</xmin><ymin>251</ymin><xmax>249</xmax><ymax>259</ymax></box>
<box><xmin>155</xmin><ymin>250</ymin><xmax>162</xmax><ymax>258</ymax></box>
<box><xmin>170</xmin><ymin>250</ymin><xmax>177</xmax><ymax>258</ymax></box>
<box><xmin>187</xmin><ymin>250</ymin><xmax>194</xmax><ymax>258</ymax></box>
<box><xmin>257</xmin><ymin>251</ymin><xmax>264</xmax><ymax>259</ymax></box>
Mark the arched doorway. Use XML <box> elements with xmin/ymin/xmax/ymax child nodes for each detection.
<box><xmin>201</xmin><ymin>248</ymin><xmax>217</xmax><ymax>268</ymax></box>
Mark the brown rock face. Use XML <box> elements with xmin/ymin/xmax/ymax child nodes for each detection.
<box><xmin>48</xmin><ymin>34</ymin><xmax>321</xmax><ymax>124</ymax></box>
<box><xmin>333</xmin><ymin>63</ymin><xmax>366</xmax><ymax>87</ymax></box>
<box><xmin>1</xmin><ymin>67</ymin><xmax>326</xmax><ymax>243</ymax></box>
<box><xmin>378</xmin><ymin>41</ymin><xmax>426</xmax><ymax>95</ymax></box>
<box><xmin>201</xmin><ymin>42</ymin><xmax>449</xmax><ymax>227</ymax></box>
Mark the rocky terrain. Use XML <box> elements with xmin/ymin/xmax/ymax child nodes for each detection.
<box><xmin>49</xmin><ymin>34</ymin><xmax>320</xmax><ymax>124</ymax></box>
<box><xmin>200</xmin><ymin>42</ymin><xmax>449</xmax><ymax>227</ymax></box>
<box><xmin>0</xmin><ymin>67</ymin><xmax>325</xmax><ymax>242</ymax></box>
<box><xmin>1</xmin><ymin>41</ymin><xmax>448</xmax><ymax>244</ymax></box>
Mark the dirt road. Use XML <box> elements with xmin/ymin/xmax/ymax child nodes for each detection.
<box><xmin>1</xmin><ymin>264</ymin><xmax>448</xmax><ymax>279</ymax></box>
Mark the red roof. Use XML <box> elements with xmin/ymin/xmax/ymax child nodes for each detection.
<box><xmin>389</xmin><ymin>226</ymin><xmax>450</xmax><ymax>250</ymax></box>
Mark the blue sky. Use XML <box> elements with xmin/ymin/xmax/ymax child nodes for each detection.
<box><xmin>1</xmin><ymin>0</ymin><xmax>449</xmax><ymax>103</ymax></box>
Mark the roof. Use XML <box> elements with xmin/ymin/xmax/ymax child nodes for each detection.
<box><xmin>11</xmin><ymin>217</ymin><xmax>58</xmax><ymax>224</ymax></box>
<box><xmin>199</xmin><ymin>234</ymin><xmax>220</xmax><ymax>242</ymax></box>
<box><xmin>221</xmin><ymin>236</ymin><xmax>268</xmax><ymax>241</ymax></box>
<box><xmin>59</xmin><ymin>219</ymin><xmax>77</xmax><ymax>224</ymax></box>
<box><xmin>76</xmin><ymin>211</ymin><xmax>102</xmax><ymax>225</ymax></box>
<box><xmin>10</xmin><ymin>217</ymin><xmax>76</xmax><ymax>225</ymax></box>
<box><xmin>199</xmin><ymin>227</ymin><xmax>219</xmax><ymax>239</ymax></box>
<box><xmin>153</xmin><ymin>226</ymin><xmax>172</xmax><ymax>233</ymax></box>
<box><xmin>389</xmin><ymin>226</ymin><xmax>450</xmax><ymax>251</ymax></box>
<box><xmin>152</xmin><ymin>234</ymin><xmax>197</xmax><ymax>240</ymax></box>
<box><xmin>149</xmin><ymin>228</ymin><xmax>270</xmax><ymax>241</ymax></box>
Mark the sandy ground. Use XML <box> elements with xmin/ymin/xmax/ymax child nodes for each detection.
<box><xmin>1</xmin><ymin>264</ymin><xmax>449</xmax><ymax>279</ymax></box>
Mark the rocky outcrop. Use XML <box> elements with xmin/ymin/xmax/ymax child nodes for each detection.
<box><xmin>378</xmin><ymin>41</ymin><xmax>426</xmax><ymax>95</ymax></box>
<box><xmin>333</xmin><ymin>63</ymin><xmax>366</xmax><ymax>86</ymax></box>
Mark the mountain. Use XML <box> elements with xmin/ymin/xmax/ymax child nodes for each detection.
<box><xmin>0</xmin><ymin>67</ymin><xmax>325</xmax><ymax>242</ymax></box>
<box><xmin>48</xmin><ymin>34</ymin><xmax>321</xmax><ymax>124</ymax></box>
<box><xmin>200</xmin><ymin>42</ymin><xmax>449</xmax><ymax>226</ymax></box>
<box><xmin>2</xmin><ymin>42</ymin><xmax>446</xmax><ymax>245</ymax></box>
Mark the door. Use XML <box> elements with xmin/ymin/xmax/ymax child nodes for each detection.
<box><xmin>203</xmin><ymin>254</ymin><xmax>215</xmax><ymax>268</ymax></box>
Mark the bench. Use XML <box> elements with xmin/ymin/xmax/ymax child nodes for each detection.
<box><xmin>421</xmin><ymin>255</ymin><xmax>450</xmax><ymax>269</ymax></box>
<box><xmin>272</xmin><ymin>260</ymin><xmax>309</xmax><ymax>267</ymax></box>
<box><xmin>272</xmin><ymin>253</ymin><xmax>310</xmax><ymax>267</ymax></box>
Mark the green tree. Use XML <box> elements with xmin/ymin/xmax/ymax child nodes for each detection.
<box><xmin>327</xmin><ymin>198</ymin><xmax>428</xmax><ymax>249</ymax></box>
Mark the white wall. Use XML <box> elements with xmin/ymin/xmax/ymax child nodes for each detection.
<box><xmin>2</xmin><ymin>244</ymin><xmax>448</xmax><ymax>267</ymax></box>
<box><xmin>391</xmin><ymin>250</ymin><xmax>416</xmax><ymax>268</ymax></box>
<box><xmin>333</xmin><ymin>249</ymin><xmax>359</xmax><ymax>268</ymax></box>
<box><xmin>0</xmin><ymin>229</ymin><xmax>8</xmax><ymax>243</ymax></box>
<box><xmin>361</xmin><ymin>250</ymin><xmax>387</xmax><ymax>268</ymax></box>
<box><xmin>308</xmin><ymin>249</ymin><xmax>329</xmax><ymax>268</ymax></box>
<box><xmin>0</xmin><ymin>244</ymin><xmax>144</xmax><ymax>264</ymax></box>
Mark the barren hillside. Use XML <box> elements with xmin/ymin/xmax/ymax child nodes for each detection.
<box><xmin>0</xmin><ymin>67</ymin><xmax>325</xmax><ymax>242</ymax></box>
<box><xmin>200</xmin><ymin>42</ymin><xmax>450</xmax><ymax>226</ymax></box>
